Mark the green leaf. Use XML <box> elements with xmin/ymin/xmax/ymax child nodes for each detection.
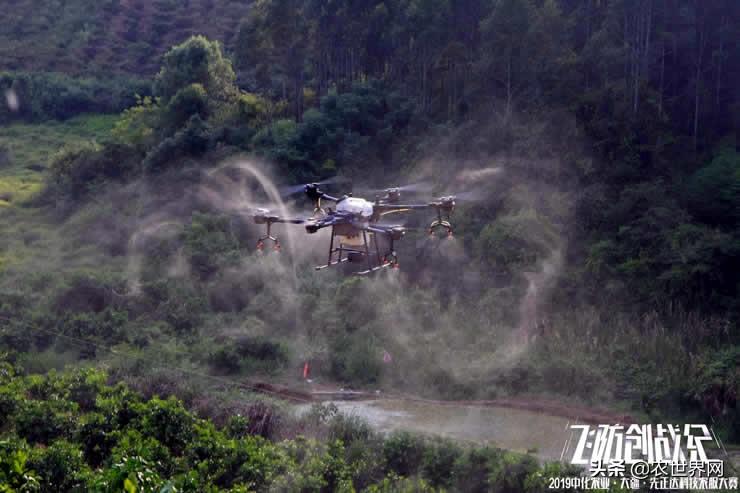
<box><xmin>124</xmin><ymin>477</ymin><xmax>137</xmax><ymax>493</ymax></box>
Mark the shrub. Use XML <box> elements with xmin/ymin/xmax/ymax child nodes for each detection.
<box><xmin>62</xmin><ymin>367</ymin><xmax>107</xmax><ymax>412</ymax></box>
<box><xmin>686</xmin><ymin>148</ymin><xmax>740</xmax><ymax>227</ymax></box>
<box><xmin>15</xmin><ymin>398</ymin><xmax>78</xmax><ymax>445</ymax></box>
<box><xmin>208</xmin><ymin>346</ymin><xmax>241</xmax><ymax>374</ymax></box>
<box><xmin>90</xmin><ymin>455</ymin><xmax>166</xmax><ymax>493</ymax></box>
<box><xmin>57</xmin><ymin>308</ymin><xmax>129</xmax><ymax>344</ymax></box>
<box><xmin>28</xmin><ymin>440</ymin><xmax>91</xmax><ymax>492</ymax></box>
<box><xmin>49</xmin><ymin>142</ymin><xmax>140</xmax><ymax>199</ymax></box>
<box><xmin>382</xmin><ymin>431</ymin><xmax>425</xmax><ymax>477</ymax></box>
<box><xmin>155</xmin><ymin>35</ymin><xmax>237</xmax><ymax>104</ymax></box>
<box><xmin>329</xmin><ymin>332</ymin><xmax>382</xmax><ymax>385</ymax></box>
<box><xmin>0</xmin><ymin>386</ymin><xmax>18</xmax><ymax>429</ymax></box>
<box><xmin>142</xmin><ymin>279</ymin><xmax>207</xmax><ymax>335</ymax></box>
<box><xmin>77</xmin><ymin>412</ymin><xmax>118</xmax><ymax>467</ymax></box>
<box><xmin>0</xmin><ymin>71</ymin><xmax>151</xmax><ymax>122</ymax></box>
<box><xmin>421</xmin><ymin>439</ymin><xmax>462</xmax><ymax>488</ymax></box>
<box><xmin>164</xmin><ymin>83</ymin><xmax>209</xmax><ymax>130</ymax></box>
<box><xmin>111</xmin><ymin>95</ymin><xmax>161</xmax><ymax>148</ymax></box>
<box><xmin>0</xmin><ymin>439</ymin><xmax>40</xmax><ymax>491</ymax></box>
<box><xmin>142</xmin><ymin>114</ymin><xmax>212</xmax><ymax>172</ymax></box>
<box><xmin>138</xmin><ymin>397</ymin><xmax>195</xmax><ymax>456</ymax></box>
<box><xmin>487</xmin><ymin>451</ymin><xmax>539</xmax><ymax>493</ymax></box>
<box><xmin>452</xmin><ymin>447</ymin><xmax>502</xmax><ymax>493</ymax></box>
<box><xmin>208</xmin><ymin>337</ymin><xmax>290</xmax><ymax>375</ymax></box>
<box><xmin>183</xmin><ymin>211</ymin><xmax>240</xmax><ymax>279</ymax></box>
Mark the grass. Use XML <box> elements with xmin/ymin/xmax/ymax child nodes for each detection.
<box><xmin>0</xmin><ymin>113</ymin><xmax>118</xmax><ymax>277</ymax></box>
<box><xmin>0</xmin><ymin>113</ymin><xmax>117</xmax><ymax>204</ymax></box>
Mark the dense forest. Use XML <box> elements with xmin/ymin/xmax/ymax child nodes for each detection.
<box><xmin>1</xmin><ymin>0</ymin><xmax>739</xmax><ymax>490</ymax></box>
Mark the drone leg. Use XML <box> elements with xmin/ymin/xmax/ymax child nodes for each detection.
<box><xmin>373</xmin><ymin>233</ymin><xmax>383</xmax><ymax>267</ymax></box>
<box><xmin>327</xmin><ymin>227</ymin><xmax>335</xmax><ymax>266</ymax></box>
<box><xmin>388</xmin><ymin>237</ymin><xmax>399</xmax><ymax>269</ymax></box>
<box><xmin>362</xmin><ymin>230</ymin><xmax>373</xmax><ymax>272</ymax></box>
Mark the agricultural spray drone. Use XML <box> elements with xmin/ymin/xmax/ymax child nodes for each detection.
<box><xmin>252</xmin><ymin>180</ymin><xmax>461</xmax><ymax>275</ymax></box>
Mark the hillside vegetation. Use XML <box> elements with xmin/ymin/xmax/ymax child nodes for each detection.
<box><xmin>0</xmin><ymin>0</ymin><xmax>248</xmax><ymax>75</ymax></box>
<box><xmin>1</xmin><ymin>360</ymin><xmax>586</xmax><ymax>492</ymax></box>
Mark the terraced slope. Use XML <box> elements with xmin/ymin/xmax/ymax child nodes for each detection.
<box><xmin>1</xmin><ymin>0</ymin><xmax>250</xmax><ymax>76</ymax></box>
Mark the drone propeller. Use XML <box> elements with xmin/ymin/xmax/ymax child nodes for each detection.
<box><xmin>279</xmin><ymin>176</ymin><xmax>351</xmax><ymax>197</ymax></box>
<box><xmin>442</xmin><ymin>189</ymin><xmax>488</xmax><ymax>203</ymax></box>
<box><xmin>363</xmin><ymin>180</ymin><xmax>435</xmax><ymax>195</ymax></box>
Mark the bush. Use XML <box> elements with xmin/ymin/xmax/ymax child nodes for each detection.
<box><xmin>142</xmin><ymin>114</ymin><xmax>212</xmax><ymax>172</ymax></box>
<box><xmin>0</xmin><ymin>365</ymin><xmax>558</xmax><ymax>491</ymax></box>
<box><xmin>208</xmin><ymin>347</ymin><xmax>241</xmax><ymax>374</ymax></box>
<box><xmin>452</xmin><ymin>447</ymin><xmax>502</xmax><ymax>493</ymax></box>
<box><xmin>686</xmin><ymin>148</ymin><xmax>740</xmax><ymax>227</ymax></box>
<box><xmin>155</xmin><ymin>35</ymin><xmax>236</xmax><ymax>104</ymax></box>
<box><xmin>0</xmin><ymin>71</ymin><xmax>151</xmax><ymax>122</ymax></box>
<box><xmin>382</xmin><ymin>431</ymin><xmax>425</xmax><ymax>477</ymax></box>
<box><xmin>138</xmin><ymin>397</ymin><xmax>195</xmax><ymax>456</ymax></box>
<box><xmin>0</xmin><ymin>386</ymin><xmax>19</xmax><ymax>429</ymax></box>
<box><xmin>141</xmin><ymin>279</ymin><xmax>207</xmax><ymax>335</ymax></box>
<box><xmin>0</xmin><ymin>439</ymin><xmax>40</xmax><ymax>491</ymax></box>
<box><xmin>165</xmin><ymin>83</ymin><xmax>209</xmax><ymax>130</ymax></box>
<box><xmin>28</xmin><ymin>440</ymin><xmax>91</xmax><ymax>492</ymax></box>
<box><xmin>111</xmin><ymin>95</ymin><xmax>161</xmax><ymax>148</ymax></box>
<box><xmin>77</xmin><ymin>412</ymin><xmax>118</xmax><ymax>467</ymax></box>
<box><xmin>421</xmin><ymin>439</ymin><xmax>462</xmax><ymax>488</ymax></box>
<box><xmin>208</xmin><ymin>337</ymin><xmax>290</xmax><ymax>375</ymax></box>
<box><xmin>329</xmin><ymin>332</ymin><xmax>382</xmax><ymax>385</ymax></box>
<box><xmin>49</xmin><ymin>142</ymin><xmax>140</xmax><ymax>199</ymax></box>
<box><xmin>184</xmin><ymin>211</ymin><xmax>240</xmax><ymax>279</ymax></box>
<box><xmin>15</xmin><ymin>398</ymin><xmax>78</xmax><ymax>445</ymax></box>
<box><xmin>487</xmin><ymin>452</ymin><xmax>539</xmax><ymax>493</ymax></box>
<box><xmin>91</xmin><ymin>455</ymin><xmax>167</xmax><ymax>493</ymax></box>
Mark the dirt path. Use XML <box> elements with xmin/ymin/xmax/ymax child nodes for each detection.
<box><xmin>248</xmin><ymin>379</ymin><xmax>634</xmax><ymax>425</ymax></box>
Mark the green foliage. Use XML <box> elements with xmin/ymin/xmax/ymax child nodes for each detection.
<box><xmin>383</xmin><ymin>431</ymin><xmax>425</xmax><ymax>477</ymax></box>
<box><xmin>0</xmin><ymin>439</ymin><xmax>40</xmax><ymax>492</ymax></box>
<box><xmin>49</xmin><ymin>141</ymin><xmax>139</xmax><ymax>199</ymax></box>
<box><xmin>487</xmin><ymin>451</ymin><xmax>539</xmax><ymax>493</ymax></box>
<box><xmin>28</xmin><ymin>440</ymin><xmax>91</xmax><ymax>492</ymax></box>
<box><xmin>420</xmin><ymin>439</ymin><xmax>462</xmax><ymax>488</ymax></box>
<box><xmin>142</xmin><ymin>115</ymin><xmax>212</xmax><ymax>172</ymax></box>
<box><xmin>686</xmin><ymin>148</ymin><xmax>740</xmax><ymax>227</ymax></box>
<box><xmin>112</xmin><ymin>96</ymin><xmax>161</xmax><ymax>149</ymax></box>
<box><xmin>0</xmin><ymin>71</ymin><xmax>150</xmax><ymax>122</ymax></box>
<box><xmin>0</xmin><ymin>365</ymin><xmax>572</xmax><ymax>491</ymax></box>
<box><xmin>477</xmin><ymin>210</ymin><xmax>556</xmax><ymax>274</ymax></box>
<box><xmin>138</xmin><ymin>397</ymin><xmax>195</xmax><ymax>457</ymax></box>
<box><xmin>208</xmin><ymin>336</ymin><xmax>290</xmax><ymax>375</ymax></box>
<box><xmin>183</xmin><ymin>212</ymin><xmax>240</xmax><ymax>280</ymax></box>
<box><xmin>329</xmin><ymin>331</ymin><xmax>382</xmax><ymax>385</ymax></box>
<box><xmin>140</xmin><ymin>279</ymin><xmax>207</xmax><ymax>335</ymax></box>
<box><xmin>164</xmin><ymin>83</ymin><xmax>209</xmax><ymax>130</ymax></box>
<box><xmin>155</xmin><ymin>36</ymin><xmax>236</xmax><ymax>105</ymax></box>
<box><xmin>14</xmin><ymin>398</ymin><xmax>78</xmax><ymax>445</ymax></box>
<box><xmin>690</xmin><ymin>347</ymin><xmax>740</xmax><ymax>440</ymax></box>
<box><xmin>252</xmin><ymin>82</ymin><xmax>413</xmax><ymax>180</ymax></box>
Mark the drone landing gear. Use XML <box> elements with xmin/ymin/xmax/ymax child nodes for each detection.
<box><xmin>315</xmin><ymin>227</ymin><xmax>399</xmax><ymax>275</ymax></box>
<box><xmin>429</xmin><ymin>214</ymin><xmax>454</xmax><ymax>238</ymax></box>
<box><xmin>256</xmin><ymin>222</ymin><xmax>281</xmax><ymax>252</ymax></box>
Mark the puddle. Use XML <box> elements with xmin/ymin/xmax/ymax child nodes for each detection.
<box><xmin>297</xmin><ymin>399</ymin><xmax>574</xmax><ymax>462</ymax></box>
